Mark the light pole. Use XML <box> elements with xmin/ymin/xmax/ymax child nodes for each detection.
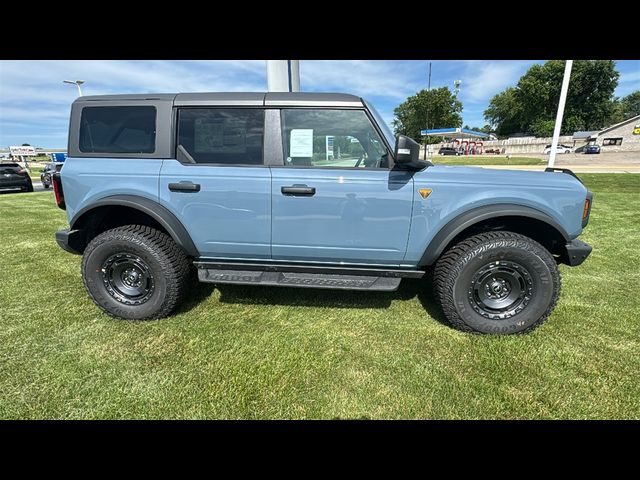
<box><xmin>63</xmin><ymin>80</ymin><xmax>85</xmax><ymax>96</ymax></box>
<box><xmin>547</xmin><ymin>60</ymin><xmax>573</xmax><ymax>169</ymax></box>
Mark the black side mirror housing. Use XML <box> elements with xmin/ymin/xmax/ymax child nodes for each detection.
<box><xmin>394</xmin><ymin>135</ymin><xmax>430</xmax><ymax>170</ymax></box>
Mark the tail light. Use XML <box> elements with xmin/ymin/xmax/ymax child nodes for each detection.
<box><xmin>582</xmin><ymin>192</ymin><xmax>593</xmax><ymax>228</ymax></box>
<box><xmin>52</xmin><ymin>172</ymin><xmax>66</xmax><ymax>210</ymax></box>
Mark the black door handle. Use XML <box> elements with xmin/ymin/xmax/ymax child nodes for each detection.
<box><xmin>281</xmin><ymin>185</ymin><xmax>316</xmax><ymax>196</ymax></box>
<box><xmin>169</xmin><ymin>182</ymin><xmax>200</xmax><ymax>193</ymax></box>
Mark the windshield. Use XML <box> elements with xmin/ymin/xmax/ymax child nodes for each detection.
<box><xmin>363</xmin><ymin>99</ymin><xmax>396</xmax><ymax>152</ymax></box>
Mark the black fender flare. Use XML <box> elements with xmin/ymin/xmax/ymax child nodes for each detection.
<box><xmin>70</xmin><ymin>195</ymin><xmax>199</xmax><ymax>257</ymax></box>
<box><xmin>419</xmin><ymin>204</ymin><xmax>570</xmax><ymax>266</ymax></box>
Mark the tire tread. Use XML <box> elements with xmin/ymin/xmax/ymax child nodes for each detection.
<box><xmin>81</xmin><ymin>225</ymin><xmax>191</xmax><ymax>320</ymax></box>
<box><xmin>433</xmin><ymin>231</ymin><xmax>561</xmax><ymax>334</ymax></box>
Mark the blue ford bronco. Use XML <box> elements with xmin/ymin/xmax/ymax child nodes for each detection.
<box><xmin>54</xmin><ymin>92</ymin><xmax>593</xmax><ymax>334</ymax></box>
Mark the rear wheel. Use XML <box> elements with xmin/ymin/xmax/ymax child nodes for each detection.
<box><xmin>81</xmin><ymin>225</ymin><xmax>191</xmax><ymax>320</ymax></box>
<box><xmin>25</xmin><ymin>180</ymin><xmax>34</xmax><ymax>192</ymax></box>
<box><xmin>433</xmin><ymin>231</ymin><xmax>560</xmax><ymax>334</ymax></box>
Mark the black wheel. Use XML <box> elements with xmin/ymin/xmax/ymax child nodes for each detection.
<box><xmin>81</xmin><ymin>225</ymin><xmax>191</xmax><ymax>320</ymax></box>
<box><xmin>25</xmin><ymin>180</ymin><xmax>34</xmax><ymax>192</ymax></box>
<box><xmin>43</xmin><ymin>184</ymin><xmax>50</xmax><ymax>189</ymax></box>
<box><xmin>433</xmin><ymin>231</ymin><xmax>560</xmax><ymax>335</ymax></box>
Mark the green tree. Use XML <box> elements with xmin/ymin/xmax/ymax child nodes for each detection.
<box><xmin>484</xmin><ymin>60</ymin><xmax>620</xmax><ymax>136</ymax></box>
<box><xmin>619</xmin><ymin>91</ymin><xmax>640</xmax><ymax>120</ymax></box>
<box><xmin>393</xmin><ymin>87</ymin><xmax>463</xmax><ymax>143</ymax></box>
<box><xmin>464</xmin><ymin>124</ymin><xmax>493</xmax><ymax>134</ymax></box>
<box><xmin>483</xmin><ymin>87</ymin><xmax>523</xmax><ymax>137</ymax></box>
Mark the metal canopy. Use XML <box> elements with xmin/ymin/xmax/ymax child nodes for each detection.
<box><xmin>421</xmin><ymin>127</ymin><xmax>490</xmax><ymax>139</ymax></box>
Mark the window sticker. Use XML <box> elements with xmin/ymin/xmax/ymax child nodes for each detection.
<box><xmin>290</xmin><ymin>129</ymin><xmax>313</xmax><ymax>157</ymax></box>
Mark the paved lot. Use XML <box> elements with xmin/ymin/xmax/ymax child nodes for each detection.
<box><xmin>522</xmin><ymin>151</ymin><xmax>639</xmax><ymax>172</ymax></box>
<box><xmin>0</xmin><ymin>181</ymin><xmax>48</xmax><ymax>195</ymax></box>
<box><xmin>481</xmin><ymin>165</ymin><xmax>640</xmax><ymax>173</ymax></box>
<box><xmin>525</xmin><ymin>151</ymin><xmax>639</xmax><ymax>165</ymax></box>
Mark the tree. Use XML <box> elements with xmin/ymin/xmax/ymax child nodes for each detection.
<box><xmin>483</xmin><ymin>87</ymin><xmax>523</xmax><ymax>137</ymax></box>
<box><xmin>393</xmin><ymin>87</ymin><xmax>463</xmax><ymax>143</ymax></box>
<box><xmin>620</xmin><ymin>91</ymin><xmax>640</xmax><ymax>120</ymax></box>
<box><xmin>484</xmin><ymin>60</ymin><xmax>620</xmax><ymax>136</ymax></box>
<box><xmin>464</xmin><ymin>124</ymin><xmax>493</xmax><ymax>134</ymax></box>
<box><xmin>21</xmin><ymin>143</ymin><xmax>31</xmax><ymax>146</ymax></box>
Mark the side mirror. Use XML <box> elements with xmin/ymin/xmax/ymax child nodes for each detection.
<box><xmin>394</xmin><ymin>135</ymin><xmax>429</xmax><ymax>170</ymax></box>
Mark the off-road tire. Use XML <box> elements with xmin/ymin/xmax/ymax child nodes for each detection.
<box><xmin>433</xmin><ymin>231</ymin><xmax>560</xmax><ymax>335</ymax></box>
<box><xmin>81</xmin><ymin>225</ymin><xmax>191</xmax><ymax>320</ymax></box>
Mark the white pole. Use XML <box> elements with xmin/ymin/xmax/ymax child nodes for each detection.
<box><xmin>266</xmin><ymin>60</ymin><xmax>300</xmax><ymax>92</ymax></box>
<box><xmin>76</xmin><ymin>83</ymin><xmax>83</xmax><ymax>96</ymax></box>
<box><xmin>548</xmin><ymin>60</ymin><xmax>573</xmax><ymax>168</ymax></box>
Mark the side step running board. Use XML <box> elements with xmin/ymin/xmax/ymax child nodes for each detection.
<box><xmin>197</xmin><ymin>269</ymin><xmax>402</xmax><ymax>291</ymax></box>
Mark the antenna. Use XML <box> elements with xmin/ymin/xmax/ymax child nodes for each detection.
<box><xmin>453</xmin><ymin>79</ymin><xmax>461</xmax><ymax>96</ymax></box>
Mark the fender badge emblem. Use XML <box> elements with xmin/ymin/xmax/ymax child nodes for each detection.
<box><xmin>418</xmin><ymin>188</ymin><xmax>432</xmax><ymax>199</ymax></box>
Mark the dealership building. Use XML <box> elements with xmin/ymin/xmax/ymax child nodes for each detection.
<box><xmin>586</xmin><ymin>115</ymin><xmax>640</xmax><ymax>152</ymax></box>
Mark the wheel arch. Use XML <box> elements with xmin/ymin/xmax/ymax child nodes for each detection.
<box><xmin>70</xmin><ymin>195</ymin><xmax>199</xmax><ymax>257</ymax></box>
<box><xmin>419</xmin><ymin>204</ymin><xmax>570</xmax><ymax>266</ymax></box>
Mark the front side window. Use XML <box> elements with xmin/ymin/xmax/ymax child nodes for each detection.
<box><xmin>281</xmin><ymin>109</ymin><xmax>389</xmax><ymax>168</ymax></box>
<box><xmin>177</xmin><ymin>108</ymin><xmax>264</xmax><ymax>165</ymax></box>
<box><xmin>79</xmin><ymin>106</ymin><xmax>156</xmax><ymax>154</ymax></box>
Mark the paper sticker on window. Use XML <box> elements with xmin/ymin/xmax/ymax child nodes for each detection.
<box><xmin>290</xmin><ymin>129</ymin><xmax>313</xmax><ymax>157</ymax></box>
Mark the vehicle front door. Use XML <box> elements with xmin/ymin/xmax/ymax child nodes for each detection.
<box><xmin>270</xmin><ymin>108</ymin><xmax>414</xmax><ymax>266</ymax></box>
<box><xmin>159</xmin><ymin>107</ymin><xmax>271</xmax><ymax>259</ymax></box>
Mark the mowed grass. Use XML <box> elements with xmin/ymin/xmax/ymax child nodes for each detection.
<box><xmin>0</xmin><ymin>174</ymin><xmax>638</xmax><ymax>419</ymax></box>
<box><xmin>434</xmin><ymin>156</ymin><xmax>546</xmax><ymax>165</ymax></box>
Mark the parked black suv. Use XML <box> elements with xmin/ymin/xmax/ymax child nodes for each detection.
<box><xmin>0</xmin><ymin>163</ymin><xmax>34</xmax><ymax>192</ymax></box>
<box><xmin>438</xmin><ymin>147</ymin><xmax>461</xmax><ymax>156</ymax></box>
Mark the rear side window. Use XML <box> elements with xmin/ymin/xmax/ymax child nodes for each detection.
<box><xmin>79</xmin><ymin>106</ymin><xmax>156</xmax><ymax>154</ymax></box>
<box><xmin>177</xmin><ymin>108</ymin><xmax>264</xmax><ymax>165</ymax></box>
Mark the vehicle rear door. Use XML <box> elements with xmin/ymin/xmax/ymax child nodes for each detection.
<box><xmin>159</xmin><ymin>107</ymin><xmax>271</xmax><ymax>260</ymax></box>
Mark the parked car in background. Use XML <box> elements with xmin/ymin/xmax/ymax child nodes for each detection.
<box><xmin>0</xmin><ymin>162</ymin><xmax>33</xmax><ymax>193</ymax></box>
<box><xmin>438</xmin><ymin>147</ymin><xmax>461</xmax><ymax>156</ymax></box>
<box><xmin>41</xmin><ymin>162</ymin><xmax>64</xmax><ymax>188</ymax></box>
<box><xmin>583</xmin><ymin>144</ymin><xmax>601</xmax><ymax>154</ymax></box>
<box><xmin>544</xmin><ymin>144</ymin><xmax>573</xmax><ymax>154</ymax></box>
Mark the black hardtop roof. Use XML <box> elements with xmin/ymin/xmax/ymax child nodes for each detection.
<box><xmin>74</xmin><ymin>92</ymin><xmax>363</xmax><ymax>107</ymax></box>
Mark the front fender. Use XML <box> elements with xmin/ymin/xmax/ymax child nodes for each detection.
<box><xmin>417</xmin><ymin>204</ymin><xmax>570</xmax><ymax>266</ymax></box>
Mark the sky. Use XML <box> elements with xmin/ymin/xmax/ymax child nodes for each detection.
<box><xmin>0</xmin><ymin>60</ymin><xmax>638</xmax><ymax>148</ymax></box>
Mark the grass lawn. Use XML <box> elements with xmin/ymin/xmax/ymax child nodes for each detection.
<box><xmin>433</xmin><ymin>156</ymin><xmax>546</xmax><ymax>166</ymax></box>
<box><xmin>0</xmin><ymin>174</ymin><xmax>638</xmax><ymax>419</ymax></box>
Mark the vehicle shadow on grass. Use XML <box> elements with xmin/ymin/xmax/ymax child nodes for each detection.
<box><xmin>178</xmin><ymin>271</ymin><xmax>450</xmax><ymax>326</ymax></box>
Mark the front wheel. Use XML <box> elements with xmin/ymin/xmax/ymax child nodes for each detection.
<box><xmin>433</xmin><ymin>231</ymin><xmax>560</xmax><ymax>334</ymax></box>
<box><xmin>81</xmin><ymin>225</ymin><xmax>191</xmax><ymax>320</ymax></box>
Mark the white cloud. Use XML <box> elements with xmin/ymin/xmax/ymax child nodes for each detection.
<box><xmin>459</xmin><ymin>60</ymin><xmax>533</xmax><ymax>103</ymax></box>
<box><xmin>301</xmin><ymin>60</ymin><xmax>423</xmax><ymax>100</ymax></box>
<box><xmin>0</xmin><ymin>60</ymin><xmax>269</xmax><ymax>146</ymax></box>
<box><xmin>619</xmin><ymin>69</ymin><xmax>640</xmax><ymax>84</ymax></box>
